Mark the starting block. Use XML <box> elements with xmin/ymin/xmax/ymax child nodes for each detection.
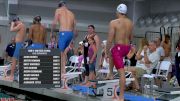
<box><xmin>72</xmin><ymin>77</ymin><xmax>135</xmax><ymax>100</ymax></box>
<box><xmin>90</xmin><ymin>78</ymin><xmax>135</xmax><ymax>99</ymax></box>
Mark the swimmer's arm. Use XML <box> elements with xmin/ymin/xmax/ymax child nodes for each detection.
<box><xmin>10</xmin><ymin>22</ymin><xmax>21</xmax><ymax>32</ymax></box>
<box><xmin>73</xmin><ymin>19</ymin><xmax>78</xmax><ymax>38</ymax></box>
<box><xmin>28</xmin><ymin>26</ymin><xmax>33</xmax><ymax>40</ymax></box>
<box><xmin>106</xmin><ymin>21</ymin><xmax>115</xmax><ymax>56</ymax></box>
<box><xmin>73</xmin><ymin>19</ymin><xmax>77</xmax><ymax>33</ymax></box>
<box><xmin>41</xmin><ymin>25</ymin><xmax>47</xmax><ymax>44</ymax></box>
<box><xmin>129</xmin><ymin>32</ymin><xmax>133</xmax><ymax>42</ymax></box>
<box><xmin>129</xmin><ymin>22</ymin><xmax>134</xmax><ymax>41</ymax></box>
<box><xmin>51</xmin><ymin>10</ymin><xmax>59</xmax><ymax>34</ymax></box>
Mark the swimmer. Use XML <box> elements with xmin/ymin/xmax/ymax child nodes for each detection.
<box><xmin>51</xmin><ymin>1</ymin><xmax>76</xmax><ymax>75</ymax></box>
<box><xmin>8</xmin><ymin>17</ymin><xmax>26</xmax><ymax>80</ymax></box>
<box><xmin>106</xmin><ymin>4</ymin><xmax>133</xmax><ymax>101</ymax></box>
<box><xmin>28</xmin><ymin>15</ymin><xmax>47</xmax><ymax>49</ymax></box>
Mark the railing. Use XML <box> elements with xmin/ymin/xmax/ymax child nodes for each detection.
<box><xmin>145</xmin><ymin>26</ymin><xmax>165</xmax><ymax>41</ymax></box>
<box><xmin>145</xmin><ymin>26</ymin><xmax>166</xmax><ymax>40</ymax></box>
<box><xmin>145</xmin><ymin>31</ymin><xmax>162</xmax><ymax>41</ymax></box>
<box><xmin>167</xmin><ymin>26</ymin><xmax>180</xmax><ymax>55</ymax></box>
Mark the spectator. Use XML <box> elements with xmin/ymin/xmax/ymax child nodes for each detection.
<box><xmin>175</xmin><ymin>37</ymin><xmax>180</xmax><ymax>86</ymax></box>
<box><xmin>126</xmin><ymin>40</ymin><xmax>160</xmax><ymax>90</ymax></box>
<box><xmin>126</xmin><ymin>44</ymin><xmax>137</xmax><ymax>66</ymax></box>
<box><xmin>48</xmin><ymin>35</ymin><xmax>58</xmax><ymax>49</ymax></box>
<box><xmin>4</xmin><ymin>37</ymin><xmax>16</xmax><ymax>62</ymax></box>
<box><xmin>162</xmin><ymin>34</ymin><xmax>172</xmax><ymax>80</ymax></box>
<box><xmin>86</xmin><ymin>37</ymin><xmax>97</xmax><ymax>86</ymax></box>
<box><xmin>82</xmin><ymin>25</ymin><xmax>100</xmax><ymax>85</ymax></box>
<box><xmin>155</xmin><ymin>37</ymin><xmax>165</xmax><ymax>61</ymax></box>
<box><xmin>162</xmin><ymin>34</ymin><xmax>171</xmax><ymax>60</ymax></box>
<box><xmin>77</xmin><ymin>41</ymin><xmax>83</xmax><ymax>56</ymax></box>
<box><xmin>99</xmin><ymin>40</ymin><xmax>108</xmax><ymax>69</ymax></box>
<box><xmin>64</xmin><ymin>41</ymin><xmax>75</xmax><ymax>66</ymax></box>
<box><xmin>76</xmin><ymin>41</ymin><xmax>84</xmax><ymax>67</ymax></box>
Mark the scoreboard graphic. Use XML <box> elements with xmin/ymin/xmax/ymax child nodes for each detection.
<box><xmin>19</xmin><ymin>49</ymin><xmax>61</xmax><ymax>88</ymax></box>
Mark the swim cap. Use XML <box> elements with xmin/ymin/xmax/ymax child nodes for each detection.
<box><xmin>58</xmin><ymin>1</ymin><xmax>66</xmax><ymax>7</ymax></box>
<box><xmin>117</xmin><ymin>4</ymin><xmax>127</xmax><ymax>14</ymax></box>
<box><xmin>33</xmin><ymin>15</ymin><xmax>41</xmax><ymax>22</ymax></box>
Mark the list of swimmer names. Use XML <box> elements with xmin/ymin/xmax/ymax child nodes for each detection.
<box><xmin>19</xmin><ymin>49</ymin><xmax>61</xmax><ymax>88</ymax></box>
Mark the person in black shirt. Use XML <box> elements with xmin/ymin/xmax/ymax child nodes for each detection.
<box><xmin>82</xmin><ymin>25</ymin><xmax>100</xmax><ymax>85</ymax></box>
<box><xmin>175</xmin><ymin>37</ymin><xmax>180</xmax><ymax>86</ymax></box>
<box><xmin>5</xmin><ymin>37</ymin><xmax>16</xmax><ymax>62</ymax></box>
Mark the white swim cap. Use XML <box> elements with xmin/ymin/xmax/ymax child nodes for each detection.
<box><xmin>117</xmin><ymin>4</ymin><xmax>127</xmax><ymax>14</ymax></box>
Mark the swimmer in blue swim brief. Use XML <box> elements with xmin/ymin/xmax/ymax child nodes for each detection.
<box><xmin>13</xmin><ymin>42</ymin><xmax>24</xmax><ymax>59</ymax></box>
<box><xmin>58</xmin><ymin>31</ymin><xmax>73</xmax><ymax>52</ymax></box>
<box><xmin>8</xmin><ymin>17</ymin><xmax>26</xmax><ymax>81</ymax></box>
<box><xmin>27</xmin><ymin>43</ymin><xmax>45</xmax><ymax>49</ymax></box>
<box><xmin>51</xmin><ymin>1</ymin><xmax>76</xmax><ymax>75</ymax></box>
<box><xmin>28</xmin><ymin>15</ymin><xmax>47</xmax><ymax>50</ymax></box>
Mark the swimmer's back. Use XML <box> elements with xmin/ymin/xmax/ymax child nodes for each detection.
<box><xmin>29</xmin><ymin>24</ymin><xmax>46</xmax><ymax>44</ymax></box>
<box><xmin>56</xmin><ymin>7</ymin><xmax>75</xmax><ymax>31</ymax></box>
<box><xmin>112</xmin><ymin>17</ymin><xmax>133</xmax><ymax>45</ymax></box>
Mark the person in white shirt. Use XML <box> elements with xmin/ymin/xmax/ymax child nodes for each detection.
<box><xmin>155</xmin><ymin>37</ymin><xmax>165</xmax><ymax>61</ymax></box>
<box><xmin>125</xmin><ymin>40</ymin><xmax>160</xmax><ymax>90</ymax></box>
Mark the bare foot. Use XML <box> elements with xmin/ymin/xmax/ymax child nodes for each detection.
<box><xmin>105</xmin><ymin>73</ymin><xmax>114</xmax><ymax>80</ymax></box>
<box><xmin>118</xmin><ymin>98</ymin><xmax>124</xmax><ymax>101</ymax></box>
